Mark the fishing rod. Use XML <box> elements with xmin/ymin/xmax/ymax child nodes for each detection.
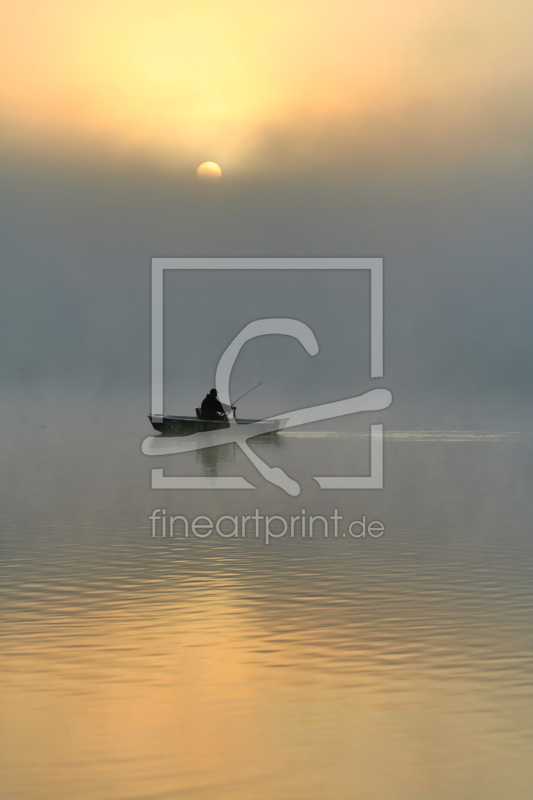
<box><xmin>214</xmin><ymin>382</ymin><xmax>263</xmax><ymax>421</ymax></box>
<box><xmin>232</xmin><ymin>381</ymin><xmax>263</xmax><ymax>405</ymax></box>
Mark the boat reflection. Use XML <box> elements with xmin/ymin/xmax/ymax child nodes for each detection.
<box><xmin>195</xmin><ymin>432</ymin><xmax>285</xmax><ymax>476</ymax></box>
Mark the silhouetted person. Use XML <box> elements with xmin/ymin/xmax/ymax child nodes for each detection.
<box><xmin>199</xmin><ymin>389</ymin><xmax>234</xmax><ymax>421</ymax></box>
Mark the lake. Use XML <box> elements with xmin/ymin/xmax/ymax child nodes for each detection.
<box><xmin>1</xmin><ymin>398</ymin><xmax>532</xmax><ymax>800</ymax></box>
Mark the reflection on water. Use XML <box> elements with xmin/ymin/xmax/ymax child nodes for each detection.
<box><xmin>282</xmin><ymin>430</ymin><xmax>533</xmax><ymax>440</ymax></box>
<box><xmin>196</xmin><ymin>433</ymin><xmax>284</xmax><ymax>476</ymax></box>
<box><xmin>1</xmin><ymin>405</ymin><xmax>533</xmax><ymax>800</ymax></box>
<box><xmin>195</xmin><ymin>439</ymin><xmax>236</xmax><ymax>475</ymax></box>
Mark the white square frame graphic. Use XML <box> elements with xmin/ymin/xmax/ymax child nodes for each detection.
<box><xmin>150</xmin><ymin>257</ymin><xmax>385</xmax><ymax>490</ymax></box>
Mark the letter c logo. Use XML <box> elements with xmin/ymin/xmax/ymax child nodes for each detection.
<box><xmin>215</xmin><ymin>319</ymin><xmax>319</xmax><ymax>407</ymax></box>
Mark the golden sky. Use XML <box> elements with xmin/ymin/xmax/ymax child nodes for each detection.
<box><xmin>1</xmin><ymin>0</ymin><xmax>531</xmax><ymax>171</ymax></box>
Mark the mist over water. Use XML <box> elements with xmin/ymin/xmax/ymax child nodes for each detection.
<box><xmin>2</xmin><ymin>152</ymin><xmax>532</xmax><ymax>428</ymax></box>
<box><xmin>2</xmin><ymin>132</ymin><xmax>533</xmax><ymax>798</ymax></box>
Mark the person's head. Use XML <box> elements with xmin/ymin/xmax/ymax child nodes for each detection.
<box><xmin>210</xmin><ymin>388</ymin><xmax>217</xmax><ymax>397</ymax></box>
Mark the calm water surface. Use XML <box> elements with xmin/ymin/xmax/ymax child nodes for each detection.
<box><xmin>1</xmin><ymin>407</ymin><xmax>533</xmax><ymax>799</ymax></box>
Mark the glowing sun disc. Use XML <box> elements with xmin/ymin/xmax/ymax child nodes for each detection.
<box><xmin>197</xmin><ymin>161</ymin><xmax>222</xmax><ymax>181</ymax></box>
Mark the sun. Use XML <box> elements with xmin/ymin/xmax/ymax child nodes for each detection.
<box><xmin>197</xmin><ymin>162</ymin><xmax>222</xmax><ymax>181</ymax></box>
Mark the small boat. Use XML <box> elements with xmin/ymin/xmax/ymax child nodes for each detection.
<box><xmin>148</xmin><ymin>414</ymin><xmax>279</xmax><ymax>437</ymax></box>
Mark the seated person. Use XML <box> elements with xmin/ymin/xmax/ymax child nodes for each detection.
<box><xmin>199</xmin><ymin>389</ymin><xmax>235</xmax><ymax>421</ymax></box>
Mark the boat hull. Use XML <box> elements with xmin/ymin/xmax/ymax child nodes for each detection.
<box><xmin>148</xmin><ymin>415</ymin><xmax>276</xmax><ymax>437</ymax></box>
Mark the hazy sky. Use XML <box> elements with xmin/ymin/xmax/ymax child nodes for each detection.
<box><xmin>1</xmin><ymin>0</ymin><xmax>532</xmax><ymax>171</ymax></box>
<box><xmin>1</xmin><ymin>0</ymin><xmax>532</xmax><ymax>428</ymax></box>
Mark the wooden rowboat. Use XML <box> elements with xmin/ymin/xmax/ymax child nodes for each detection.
<box><xmin>148</xmin><ymin>415</ymin><xmax>280</xmax><ymax>437</ymax></box>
